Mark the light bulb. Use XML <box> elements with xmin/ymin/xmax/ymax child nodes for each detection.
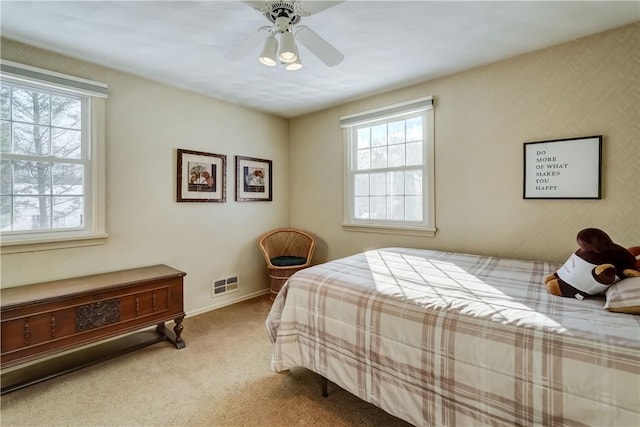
<box><xmin>286</xmin><ymin>55</ymin><xmax>303</xmax><ymax>71</ymax></box>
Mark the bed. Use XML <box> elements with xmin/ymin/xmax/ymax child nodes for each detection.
<box><xmin>265</xmin><ymin>247</ymin><xmax>640</xmax><ymax>426</ymax></box>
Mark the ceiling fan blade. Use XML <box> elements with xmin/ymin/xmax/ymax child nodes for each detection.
<box><xmin>296</xmin><ymin>25</ymin><xmax>344</xmax><ymax>67</ymax></box>
<box><xmin>224</xmin><ymin>26</ymin><xmax>271</xmax><ymax>60</ymax></box>
<box><xmin>296</xmin><ymin>1</ymin><xmax>344</xmax><ymax>16</ymax></box>
<box><xmin>241</xmin><ymin>1</ymin><xmax>273</xmax><ymax>13</ymax></box>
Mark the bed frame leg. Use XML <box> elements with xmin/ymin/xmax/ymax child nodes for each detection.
<box><xmin>321</xmin><ymin>376</ymin><xmax>328</xmax><ymax>397</ymax></box>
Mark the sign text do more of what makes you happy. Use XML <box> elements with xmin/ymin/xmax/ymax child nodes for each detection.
<box><xmin>523</xmin><ymin>136</ymin><xmax>602</xmax><ymax>199</ymax></box>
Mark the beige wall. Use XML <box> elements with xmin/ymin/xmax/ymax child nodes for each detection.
<box><xmin>0</xmin><ymin>39</ymin><xmax>290</xmax><ymax>314</ymax></box>
<box><xmin>2</xmin><ymin>23</ymin><xmax>638</xmax><ymax>312</ymax></box>
<box><xmin>290</xmin><ymin>23</ymin><xmax>639</xmax><ymax>264</ymax></box>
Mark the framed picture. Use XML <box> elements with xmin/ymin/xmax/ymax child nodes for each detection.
<box><xmin>523</xmin><ymin>135</ymin><xmax>602</xmax><ymax>199</ymax></box>
<box><xmin>177</xmin><ymin>149</ymin><xmax>226</xmax><ymax>202</ymax></box>
<box><xmin>235</xmin><ymin>155</ymin><xmax>272</xmax><ymax>202</ymax></box>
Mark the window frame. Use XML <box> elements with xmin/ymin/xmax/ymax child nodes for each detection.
<box><xmin>342</xmin><ymin>97</ymin><xmax>436</xmax><ymax>237</ymax></box>
<box><xmin>0</xmin><ymin>60</ymin><xmax>108</xmax><ymax>254</ymax></box>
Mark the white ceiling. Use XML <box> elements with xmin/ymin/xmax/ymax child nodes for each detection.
<box><xmin>1</xmin><ymin>1</ymin><xmax>638</xmax><ymax>118</ymax></box>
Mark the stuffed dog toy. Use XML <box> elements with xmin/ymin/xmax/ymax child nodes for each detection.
<box><xmin>628</xmin><ymin>246</ymin><xmax>640</xmax><ymax>269</ymax></box>
<box><xmin>544</xmin><ymin>228</ymin><xmax>640</xmax><ymax>299</ymax></box>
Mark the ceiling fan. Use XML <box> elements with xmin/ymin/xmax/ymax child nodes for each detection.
<box><xmin>225</xmin><ymin>1</ymin><xmax>345</xmax><ymax>71</ymax></box>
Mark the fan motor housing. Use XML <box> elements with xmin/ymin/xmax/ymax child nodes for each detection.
<box><xmin>264</xmin><ymin>1</ymin><xmax>301</xmax><ymax>26</ymax></box>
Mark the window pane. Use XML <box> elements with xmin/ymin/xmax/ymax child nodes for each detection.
<box><xmin>387</xmin><ymin>196</ymin><xmax>404</xmax><ymax>220</ymax></box>
<box><xmin>52</xmin><ymin>128</ymin><xmax>81</xmax><ymax>159</ymax></box>
<box><xmin>14</xmin><ymin>123</ymin><xmax>50</xmax><ymax>156</ymax></box>
<box><xmin>356</xmin><ymin>148</ymin><xmax>370</xmax><ymax>170</ymax></box>
<box><xmin>53</xmin><ymin>163</ymin><xmax>83</xmax><ymax>195</ymax></box>
<box><xmin>371</xmin><ymin>124</ymin><xmax>386</xmax><ymax>147</ymax></box>
<box><xmin>370</xmin><ymin>172</ymin><xmax>385</xmax><ymax>196</ymax></box>
<box><xmin>388</xmin><ymin>143</ymin><xmax>405</xmax><ymax>167</ymax></box>
<box><xmin>12</xmin><ymin>89</ymin><xmax>50</xmax><ymax>125</ymax></box>
<box><xmin>387</xmin><ymin>171</ymin><xmax>404</xmax><ymax>195</ymax></box>
<box><xmin>388</xmin><ymin>120</ymin><xmax>405</xmax><ymax>144</ymax></box>
<box><xmin>354</xmin><ymin>196</ymin><xmax>369</xmax><ymax>219</ymax></box>
<box><xmin>13</xmin><ymin>161</ymin><xmax>51</xmax><ymax>195</ymax></box>
<box><xmin>354</xmin><ymin>173</ymin><xmax>369</xmax><ymax>196</ymax></box>
<box><xmin>0</xmin><ymin>160</ymin><xmax>11</xmax><ymax>195</ymax></box>
<box><xmin>53</xmin><ymin>196</ymin><xmax>83</xmax><ymax>228</ymax></box>
<box><xmin>405</xmin><ymin>196</ymin><xmax>422</xmax><ymax>221</ymax></box>
<box><xmin>13</xmin><ymin>196</ymin><xmax>51</xmax><ymax>230</ymax></box>
<box><xmin>406</xmin><ymin>141</ymin><xmax>423</xmax><ymax>166</ymax></box>
<box><xmin>0</xmin><ymin>195</ymin><xmax>10</xmax><ymax>230</ymax></box>
<box><xmin>371</xmin><ymin>146</ymin><xmax>387</xmax><ymax>169</ymax></box>
<box><xmin>0</xmin><ymin>87</ymin><xmax>10</xmax><ymax>120</ymax></box>
<box><xmin>357</xmin><ymin>127</ymin><xmax>370</xmax><ymax>149</ymax></box>
<box><xmin>51</xmin><ymin>96</ymin><xmax>81</xmax><ymax>129</ymax></box>
<box><xmin>406</xmin><ymin>117</ymin><xmax>422</xmax><ymax>142</ymax></box>
<box><xmin>405</xmin><ymin>170</ymin><xmax>422</xmax><ymax>195</ymax></box>
<box><xmin>370</xmin><ymin>196</ymin><xmax>386</xmax><ymax>218</ymax></box>
<box><xmin>0</xmin><ymin>120</ymin><xmax>10</xmax><ymax>153</ymax></box>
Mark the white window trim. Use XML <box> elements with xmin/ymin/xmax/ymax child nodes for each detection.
<box><xmin>341</xmin><ymin>97</ymin><xmax>436</xmax><ymax>237</ymax></box>
<box><xmin>0</xmin><ymin>61</ymin><xmax>108</xmax><ymax>254</ymax></box>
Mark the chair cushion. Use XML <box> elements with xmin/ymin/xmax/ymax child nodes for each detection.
<box><xmin>270</xmin><ymin>256</ymin><xmax>307</xmax><ymax>267</ymax></box>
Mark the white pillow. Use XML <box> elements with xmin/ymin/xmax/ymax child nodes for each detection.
<box><xmin>604</xmin><ymin>276</ymin><xmax>640</xmax><ymax>314</ymax></box>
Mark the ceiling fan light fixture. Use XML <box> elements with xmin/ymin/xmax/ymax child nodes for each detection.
<box><xmin>233</xmin><ymin>1</ymin><xmax>344</xmax><ymax>70</ymax></box>
<box><xmin>278</xmin><ymin>30</ymin><xmax>297</xmax><ymax>63</ymax></box>
<box><xmin>258</xmin><ymin>34</ymin><xmax>278</xmax><ymax>66</ymax></box>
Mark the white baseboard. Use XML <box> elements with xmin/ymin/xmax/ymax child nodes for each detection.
<box><xmin>186</xmin><ymin>288</ymin><xmax>270</xmax><ymax>318</ymax></box>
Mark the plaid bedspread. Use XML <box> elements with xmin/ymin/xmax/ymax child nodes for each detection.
<box><xmin>266</xmin><ymin>248</ymin><xmax>640</xmax><ymax>426</ymax></box>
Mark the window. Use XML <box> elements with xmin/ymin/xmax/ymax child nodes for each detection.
<box><xmin>342</xmin><ymin>97</ymin><xmax>435</xmax><ymax>236</ymax></box>
<box><xmin>0</xmin><ymin>60</ymin><xmax>108</xmax><ymax>253</ymax></box>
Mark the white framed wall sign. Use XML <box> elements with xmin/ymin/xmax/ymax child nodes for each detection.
<box><xmin>523</xmin><ymin>135</ymin><xmax>602</xmax><ymax>199</ymax></box>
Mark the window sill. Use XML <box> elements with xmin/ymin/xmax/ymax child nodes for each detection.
<box><xmin>342</xmin><ymin>223</ymin><xmax>436</xmax><ymax>237</ymax></box>
<box><xmin>1</xmin><ymin>233</ymin><xmax>108</xmax><ymax>254</ymax></box>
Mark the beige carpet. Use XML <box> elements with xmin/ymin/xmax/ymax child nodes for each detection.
<box><xmin>0</xmin><ymin>295</ymin><xmax>411</xmax><ymax>427</ymax></box>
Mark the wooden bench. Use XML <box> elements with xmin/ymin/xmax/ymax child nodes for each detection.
<box><xmin>1</xmin><ymin>265</ymin><xmax>186</xmax><ymax>394</ymax></box>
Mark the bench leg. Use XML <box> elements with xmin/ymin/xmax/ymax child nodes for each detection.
<box><xmin>173</xmin><ymin>316</ymin><xmax>186</xmax><ymax>349</ymax></box>
<box><xmin>156</xmin><ymin>316</ymin><xmax>186</xmax><ymax>349</ymax></box>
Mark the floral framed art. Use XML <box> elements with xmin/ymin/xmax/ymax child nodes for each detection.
<box><xmin>235</xmin><ymin>155</ymin><xmax>272</xmax><ymax>202</ymax></box>
<box><xmin>177</xmin><ymin>149</ymin><xmax>226</xmax><ymax>202</ymax></box>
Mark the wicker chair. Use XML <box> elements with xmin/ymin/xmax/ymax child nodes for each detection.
<box><xmin>258</xmin><ymin>228</ymin><xmax>316</xmax><ymax>301</ymax></box>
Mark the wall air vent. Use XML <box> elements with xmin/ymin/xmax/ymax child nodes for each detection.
<box><xmin>211</xmin><ymin>276</ymin><xmax>239</xmax><ymax>298</ymax></box>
